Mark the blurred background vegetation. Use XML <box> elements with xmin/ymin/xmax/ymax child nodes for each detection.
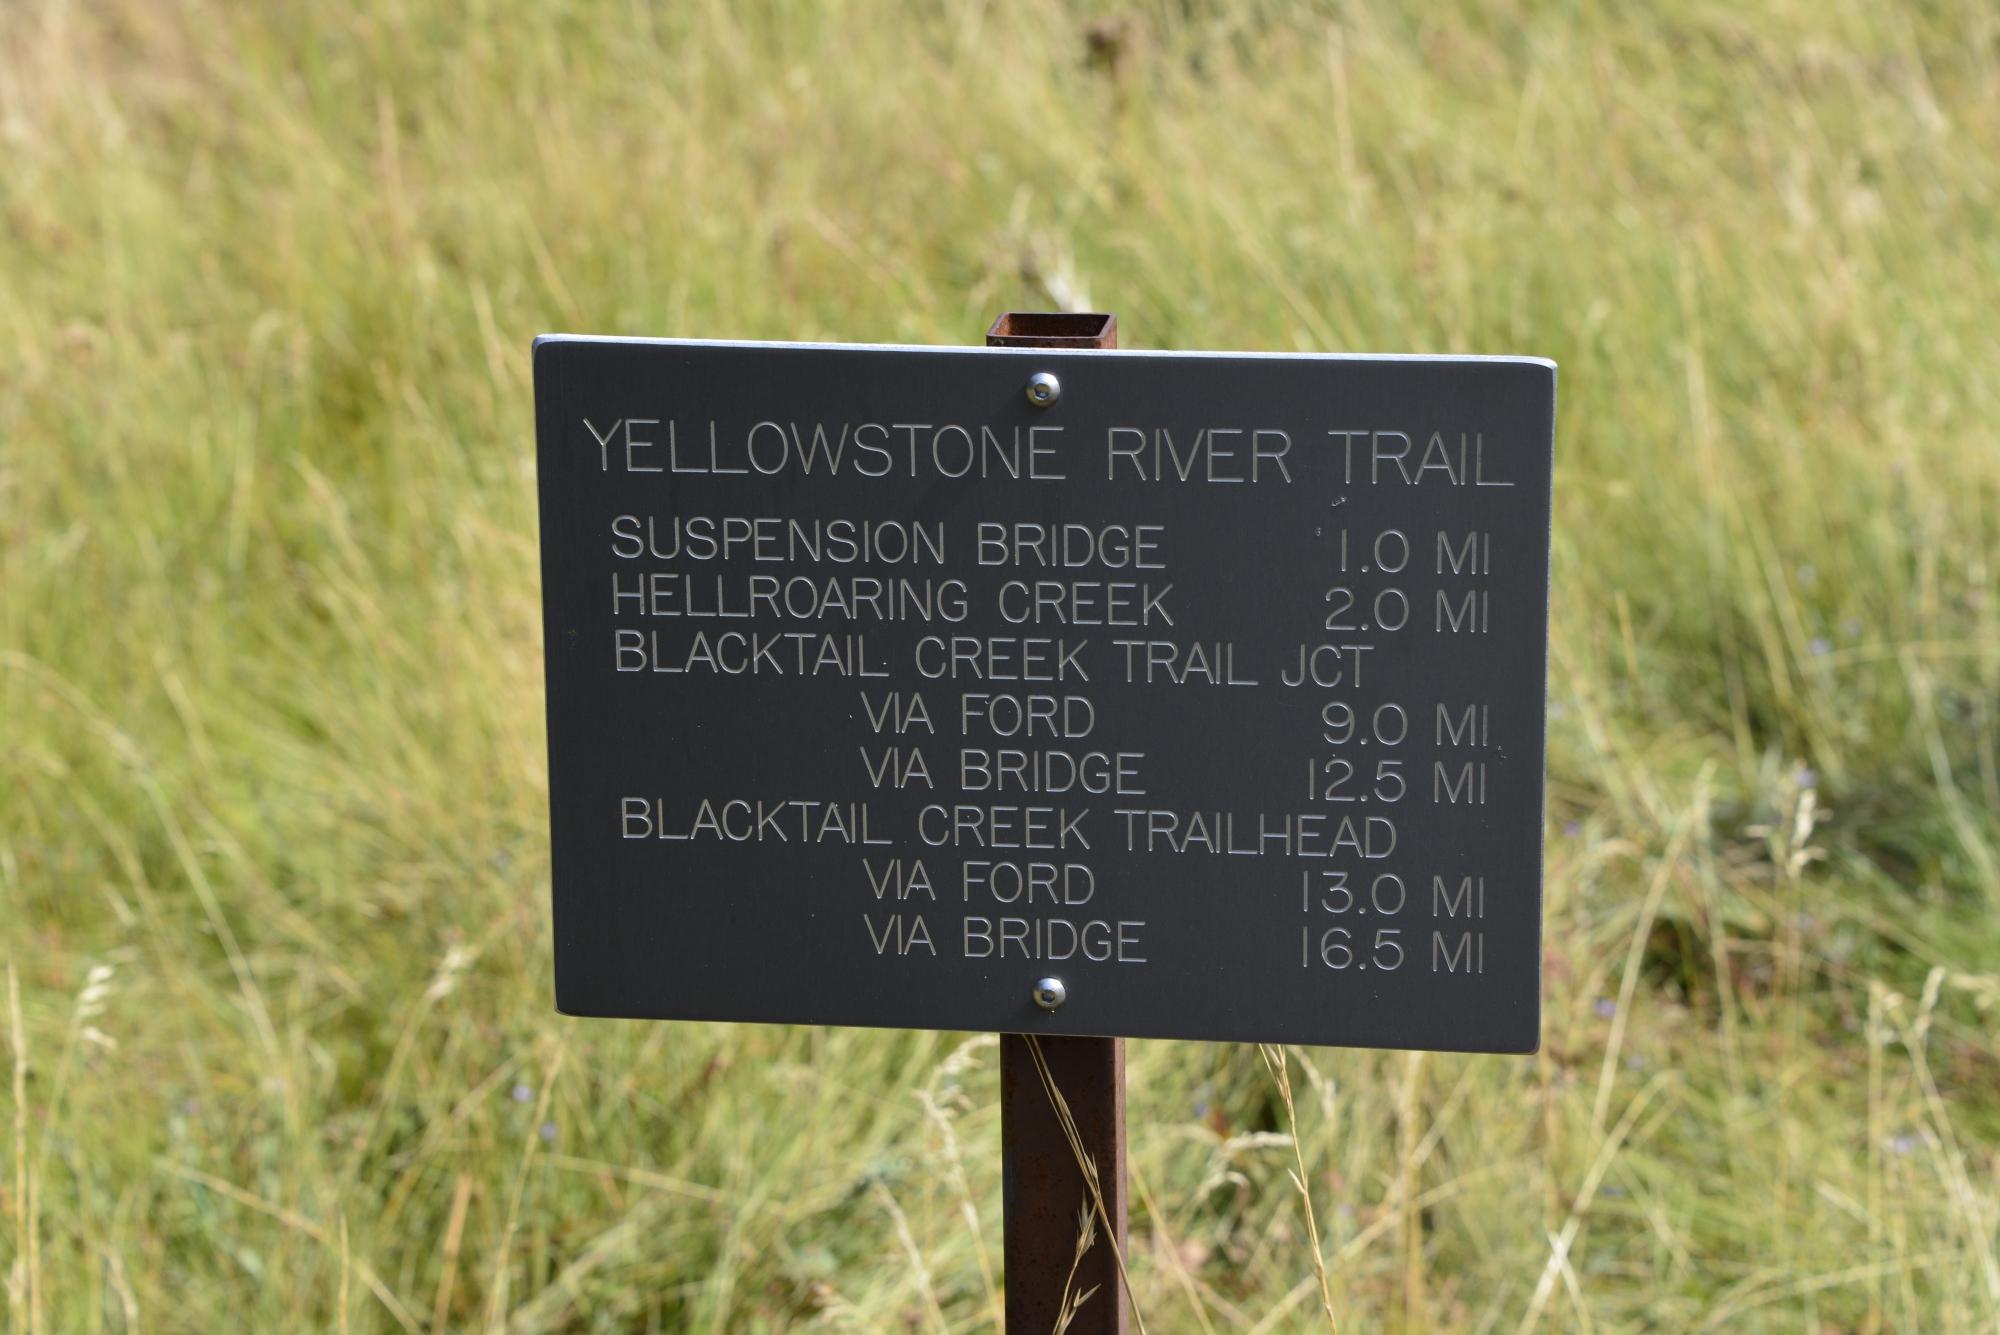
<box><xmin>3</xmin><ymin>0</ymin><xmax>1998</xmax><ymax>1329</ymax></box>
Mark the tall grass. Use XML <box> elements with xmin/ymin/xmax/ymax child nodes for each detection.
<box><xmin>3</xmin><ymin>0</ymin><xmax>1997</xmax><ymax>1328</ymax></box>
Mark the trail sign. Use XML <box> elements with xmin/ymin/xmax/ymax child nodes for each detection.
<box><xmin>533</xmin><ymin>335</ymin><xmax>1554</xmax><ymax>1053</ymax></box>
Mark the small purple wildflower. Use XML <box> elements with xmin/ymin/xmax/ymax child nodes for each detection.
<box><xmin>1808</xmin><ymin>637</ymin><xmax>1831</xmax><ymax>658</ymax></box>
<box><xmin>1888</xmin><ymin>1133</ymin><xmax>1919</xmax><ymax>1156</ymax></box>
<box><xmin>539</xmin><ymin>1121</ymin><xmax>558</xmax><ymax>1144</ymax></box>
<box><xmin>511</xmin><ymin>1083</ymin><xmax>533</xmax><ymax>1104</ymax></box>
<box><xmin>1594</xmin><ymin>998</ymin><xmax>1616</xmax><ymax>1020</ymax></box>
<box><xmin>1794</xmin><ymin>766</ymin><xmax>1818</xmax><ymax>789</ymax></box>
<box><xmin>1563</xmin><ymin>821</ymin><xmax>1581</xmax><ymax>839</ymax></box>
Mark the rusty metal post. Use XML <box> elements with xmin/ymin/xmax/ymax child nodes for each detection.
<box><xmin>999</xmin><ymin>1033</ymin><xmax>1128</xmax><ymax>1332</ymax></box>
<box><xmin>988</xmin><ymin>311</ymin><xmax>1129</xmax><ymax>1334</ymax></box>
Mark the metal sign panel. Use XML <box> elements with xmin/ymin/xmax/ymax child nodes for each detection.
<box><xmin>534</xmin><ymin>336</ymin><xmax>1555</xmax><ymax>1052</ymax></box>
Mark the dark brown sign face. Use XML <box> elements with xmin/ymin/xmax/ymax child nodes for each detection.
<box><xmin>533</xmin><ymin>337</ymin><xmax>1555</xmax><ymax>1053</ymax></box>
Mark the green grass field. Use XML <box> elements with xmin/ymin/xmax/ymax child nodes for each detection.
<box><xmin>4</xmin><ymin>1</ymin><xmax>1999</xmax><ymax>1329</ymax></box>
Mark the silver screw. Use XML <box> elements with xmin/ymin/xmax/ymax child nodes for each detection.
<box><xmin>1032</xmin><ymin>976</ymin><xmax>1067</xmax><ymax>1010</ymax></box>
<box><xmin>1025</xmin><ymin>371</ymin><xmax>1062</xmax><ymax>408</ymax></box>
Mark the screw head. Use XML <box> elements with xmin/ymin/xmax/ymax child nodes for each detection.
<box><xmin>1025</xmin><ymin>371</ymin><xmax>1061</xmax><ymax>408</ymax></box>
<box><xmin>1032</xmin><ymin>976</ymin><xmax>1067</xmax><ymax>1010</ymax></box>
